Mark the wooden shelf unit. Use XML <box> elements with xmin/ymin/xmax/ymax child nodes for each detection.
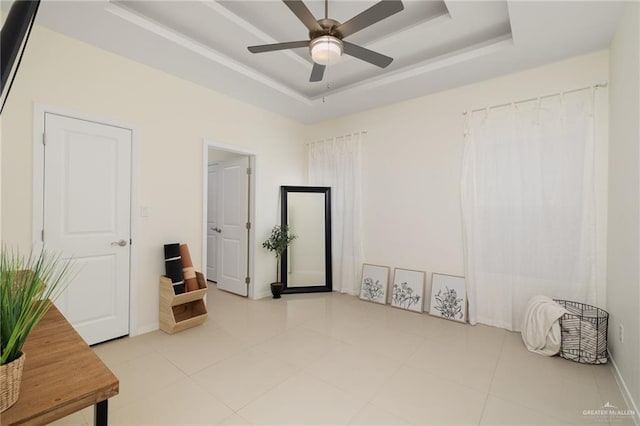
<box><xmin>160</xmin><ymin>272</ymin><xmax>208</xmax><ymax>334</ymax></box>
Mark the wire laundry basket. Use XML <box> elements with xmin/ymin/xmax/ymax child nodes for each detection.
<box><xmin>553</xmin><ymin>300</ymin><xmax>608</xmax><ymax>364</ymax></box>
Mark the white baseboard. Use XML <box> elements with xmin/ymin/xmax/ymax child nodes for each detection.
<box><xmin>131</xmin><ymin>322</ymin><xmax>159</xmax><ymax>336</ymax></box>
<box><xmin>254</xmin><ymin>288</ymin><xmax>272</xmax><ymax>300</ymax></box>
<box><xmin>610</xmin><ymin>353</ymin><xmax>640</xmax><ymax>425</ymax></box>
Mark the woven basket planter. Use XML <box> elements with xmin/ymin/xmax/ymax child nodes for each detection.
<box><xmin>0</xmin><ymin>352</ymin><xmax>25</xmax><ymax>412</ymax></box>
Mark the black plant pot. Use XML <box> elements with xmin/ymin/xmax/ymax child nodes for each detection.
<box><xmin>270</xmin><ymin>282</ymin><xmax>283</xmax><ymax>299</ymax></box>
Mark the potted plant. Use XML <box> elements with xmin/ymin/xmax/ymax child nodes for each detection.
<box><xmin>262</xmin><ymin>225</ymin><xmax>296</xmax><ymax>299</ymax></box>
<box><xmin>0</xmin><ymin>247</ymin><xmax>74</xmax><ymax>412</ymax></box>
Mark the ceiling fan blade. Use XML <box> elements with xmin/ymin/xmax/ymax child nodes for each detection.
<box><xmin>248</xmin><ymin>40</ymin><xmax>309</xmax><ymax>54</ymax></box>
<box><xmin>336</xmin><ymin>0</ymin><xmax>404</xmax><ymax>38</ymax></box>
<box><xmin>283</xmin><ymin>0</ymin><xmax>323</xmax><ymax>33</ymax></box>
<box><xmin>310</xmin><ymin>63</ymin><xmax>326</xmax><ymax>82</ymax></box>
<box><xmin>342</xmin><ymin>41</ymin><xmax>393</xmax><ymax>68</ymax></box>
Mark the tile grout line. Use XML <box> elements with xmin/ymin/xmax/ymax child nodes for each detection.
<box><xmin>476</xmin><ymin>330</ymin><xmax>508</xmax><ymax>424</ymax></box>
<box><xmin>486</xmin><ymin>333</ymin><xmax>600</xmax><ymax>424</ymax></box>
<box><xmin>344</xmin><ymin>359</ymin><xmax>410</xmax><ymax>426</ymax></box>
<box><xmin>232</xmin><ymin>364</ymin><xmax>306</xmax><ymax>414</ymax></box>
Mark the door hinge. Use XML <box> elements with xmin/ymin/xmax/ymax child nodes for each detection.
<box><xmin>130</xmin><ymin>238</ymin><xmax>133</xmax><ymax>245</ymax></box>
<box><xmin>41</xmin><ymin>229</ymin><xmax>44</xmax><ymax>242</ymax></box>
<box><xmin>42</xmin><ymin>133</ymin><xmax>46</xmax><ymax>145</ymax></box>
<box><xmin>245</xmin><ymin>277</ymin><xmax>250</xmax><ymax>285</ymax></box>
<box><xmin>246</xmin><ymin>222</ymin><xmax>251</xmax><ymax>230</ymax></box>
<box><xmin>246</xmin><ymin>167</ymin><xmax>252</xmax><ymax>175</ymax></box>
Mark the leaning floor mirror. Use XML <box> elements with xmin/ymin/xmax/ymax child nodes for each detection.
<box><xmin>280</xmin><ymin>186</ymin><xmax>332</xmax><ymax>294</ymax></box>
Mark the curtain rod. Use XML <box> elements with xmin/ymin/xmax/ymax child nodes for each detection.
<box><xmin>462</xmin><ymin>82</ymin><xmax>608</xmax><ymax>116</ymax></box>
<box><xmin>306</xmin><ymin>130</ymin><xmax>367</xmax><ymax>145</ymax></box>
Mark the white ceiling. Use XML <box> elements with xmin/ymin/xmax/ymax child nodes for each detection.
<box><xmin>31</xmin><ymin>0</ymin><xmax>624</xmax><ymax>123</ymax></box>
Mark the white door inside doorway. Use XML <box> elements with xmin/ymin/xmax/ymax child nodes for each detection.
<box><xmin>216</xmin><ymin>157</ymin><xmax>249</xmax><ymax>296</ymax></box>
<box><xmin>43</xmin><ymin>113</ymin><xmax>131</xmax><ymax>345</ymax></box>
<box><xmin>207</xmin><ymin>164</ymin><xmax>219</xmax><ymax>282</ymax></box>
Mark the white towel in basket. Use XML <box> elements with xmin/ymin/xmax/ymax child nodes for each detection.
<box><xmin>521</xmin><ymin>295</ymin><xmax>568</xmax><ymax>356</ymax></box>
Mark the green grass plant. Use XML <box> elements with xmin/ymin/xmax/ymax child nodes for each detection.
<box><xmin>1</xmin><ymin>247</ymin><xmax>74</xmax><ymax>365</ymax></box>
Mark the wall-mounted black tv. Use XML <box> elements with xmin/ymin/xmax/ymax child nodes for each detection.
<box><xmin>1</xmin><ymin>0</ymin><xmax>40</xmax><ymax>114</ymax></box>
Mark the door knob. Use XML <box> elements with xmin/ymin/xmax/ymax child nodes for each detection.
<box><xmin>210</xmin><ymin>227</ymin><xmax>222</xmax><ymax>233</ymax></box>
<box><xmin>111</xmin><ymin>239</ymin><xmax>128</xmax><ymax>247</ymax></box>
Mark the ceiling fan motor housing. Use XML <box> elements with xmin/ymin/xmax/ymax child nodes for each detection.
<box><xmin>310</xmin><ymin>18</ymin><xmax>343</xmax><ymax>40</ymax></box>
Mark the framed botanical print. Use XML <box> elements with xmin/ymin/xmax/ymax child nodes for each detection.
<box><xmin>359</xmin><ymin>264</ymin><xmax>389</xmax><ymax>304</ymax></box>
<box><xmin>429</xmin><ymin>273</ymin><xmax>467</xmax><ymax>322</ymax></box>
<box><xmin>390</xmin><ymin>268</ymin><xmax>425</xmax><ymax>313</ymax></box>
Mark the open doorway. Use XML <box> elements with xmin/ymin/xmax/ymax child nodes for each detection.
<box><xmin>202</xmin><ymin>140</ymin><xmax>256</xmax><ymax>298</ymax></box>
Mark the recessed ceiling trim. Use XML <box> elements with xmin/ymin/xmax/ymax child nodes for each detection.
<box><xmin>351</xmin><ymin>8</ymin><xmax>452</xmax><ymax>49</ymax></box>
<box><xmin>312</xmin><ymin>33</ymin><xmax>514</xmax><ymax>101</ymax></box>
<box><xmin>201</xmin><ymin>0</ymin><xmax>311</xmax><ymax>70</ymax></box>
<box><xmin>105</xmin><ymin>2</ymin><xmax>313</xmax><ymax>106</ymax></box>
<box><xmin>443</xmin><ymin>0</ymin><xmax>460</xmax><ymax>20</ymax></box>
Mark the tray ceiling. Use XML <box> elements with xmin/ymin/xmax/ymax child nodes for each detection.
<box><xmin>28</xmin><ymin>1</ymin><xmax>625</xmax><ymax>123</ymax></box>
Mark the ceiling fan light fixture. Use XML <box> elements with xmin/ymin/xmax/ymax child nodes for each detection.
<box><xmin>310</xmin><ymin>36</ymin><xmax>343</xmax><ymax>65</ymax></box>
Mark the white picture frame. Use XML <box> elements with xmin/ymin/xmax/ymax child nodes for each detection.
<box><xmin>359</xmin><ymin>264</ymin><xmax>389</xmax><ymax>304</ymax></box>
<box><xmin>429</xmin><ymin>273</ymin><xmax>467</xmax><ymax>323</ymax></box>
<box><xmin>390</xmin><ymin>268</ymin><xmax>425</xmax><ymax>313</ymax></box>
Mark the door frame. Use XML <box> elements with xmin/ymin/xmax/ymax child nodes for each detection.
<box><xmin>32</xmin><ymin>104</ymin><xmax>141</xmax><ymax>336</ymax></box>
<box><xmin>201</xmin><ymin>139</ymin><xmax>256</xmax><ymax>298</ymax></box>
<box><xmin>206</xmin><ymin>162</ymin><xmax>219</xmax><ymax>282</ymax></box>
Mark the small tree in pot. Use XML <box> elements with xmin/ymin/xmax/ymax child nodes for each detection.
<box><xmin>262</xmin><ymin>225</ymin><xmax>296</xmax><ymax>299</ymax></box>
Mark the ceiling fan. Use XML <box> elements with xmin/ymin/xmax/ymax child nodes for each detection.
<box><xmin>247</xmin><ymin>0</ymin><xmax>404</xmax><ymax>82</ymax></box>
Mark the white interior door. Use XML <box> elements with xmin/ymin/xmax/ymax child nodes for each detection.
<box><xmin>207</xmin><ymin>164</ymin><xmax>219</xmax><ymax>282</ymax></box>
<box><xmin>217</xmin><ymin>157</ymin><xmax>249</xmax><ymax>296</ymax></box>
<box><xmin>43</xmin><ymin>112</ymin><xmax>131</xmax><ymax>345</ymax></box>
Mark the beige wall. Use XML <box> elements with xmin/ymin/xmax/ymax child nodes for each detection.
<box><xmin>607</xmin><ymin>1</ymin><xmax>640</xmax><ymax>418</ymax></box>
<box><xmin>0</xmin><ymin>25</ymin><xmax>307</xmax><ymax>334</ymax></box>
<box><xmin>305</xmin><ymin>51</ymin><xmax>610</xmax><ymax>311</ymax></box>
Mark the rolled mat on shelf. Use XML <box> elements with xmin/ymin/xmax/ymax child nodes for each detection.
<box><xmin>180</xmin><ymin>244</ymin><xmax>199</xmax><ymax>292</ymax></box>
<box><xmin>164</xmin><ymin>243</ymin><xmax>185</xmax><ymax>294</ymax></box>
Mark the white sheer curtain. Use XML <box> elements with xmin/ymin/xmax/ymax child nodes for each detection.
<box><xmin>308</xmin><ymin>133</ymin><xmax>364</xmax><ymax>295</ymax></box>
<box><xmin>461</xmin><ymin>90</ymin><xmax>597</xmax><ymax>331</ymax></box>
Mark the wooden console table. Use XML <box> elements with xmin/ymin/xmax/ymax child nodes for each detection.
<box><xmin>1</xmin><ymin>305</ymin><xmax>119</xmax><ymax>425</ymax></box>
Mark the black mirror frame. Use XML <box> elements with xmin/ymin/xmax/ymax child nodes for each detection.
<box><xmin>280</xmin><ymin>185</ymin><xmax>332</xmax><ymax>294</ymax></box>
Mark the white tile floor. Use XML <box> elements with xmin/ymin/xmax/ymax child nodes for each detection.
<box><xmin>53</xmin><ymin>286</ymin><xmax>633</xmax><ymax>426</ymax></box>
